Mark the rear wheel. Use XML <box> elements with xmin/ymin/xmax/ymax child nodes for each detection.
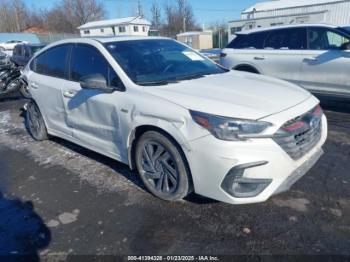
<box><xmin>25</xmin><ymin>102</ymin><xmax>48</xmax><ymax>141</ymax></box>
<box><xmin>19</xmin><ymin>81</ymin><xmax>31</xmax><ymax>98</ymax></box>
<box><xmin>135</xmin><ymin>131</ymin><xmax>191</xmax><ymax>201</ymax></box>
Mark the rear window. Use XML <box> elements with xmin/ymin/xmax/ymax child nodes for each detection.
<box><xmin>227</xmin><ymin>32</ymin><xmax>269</xmax><ymax>49</ymax></box>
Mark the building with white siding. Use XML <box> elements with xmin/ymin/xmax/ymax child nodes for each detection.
<box><xmin>78</xmin><ymin>16</ymin><xmax>151</xmax><ymax>37</ymax></box>
<box><xmin>228</xmin><ymin>0</ymin><xmax>350</xmax><ymax>41</ymax></box>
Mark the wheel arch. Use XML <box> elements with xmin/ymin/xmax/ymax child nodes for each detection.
<box><xmin>233</xmin><ymin>64</ymin><xmax>260</xmax><ymax>74</ymax></box>
<box><xmin>127</xmin><ymin>125</ymin><xmax>191</xmax><ymax>174</ymax></box>
<box><xmin>24</xmin><ymin>98</ymin><xmax>49</xmax><ymax>131</ymax></box>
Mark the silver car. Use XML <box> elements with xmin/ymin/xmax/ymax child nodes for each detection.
<box><xmin>220</xmin><ymin>24</ymin><xmax>350</xmax><ymax>98</ymax></box>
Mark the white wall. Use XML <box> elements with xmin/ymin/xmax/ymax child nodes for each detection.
<box><xmin>80</xmin><ymin>24</ymin><xmax>150</xmax><ymax>37</ymax></box>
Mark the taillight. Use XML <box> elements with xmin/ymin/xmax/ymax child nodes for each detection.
<box><xmin>220</xmin><ymin>52</ymin><xmax>227</xmax><ymax>58</ymax></box>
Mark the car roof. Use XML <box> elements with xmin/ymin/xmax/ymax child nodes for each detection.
<box><xmin>50</xmin><ymin>36</ymin><xmax>170</xmax><ymax>46</ymax></box>
<box><xmin>236</xmin><ymin>23</ymin><xmax>339</xmax><ymax>35</ymax></box>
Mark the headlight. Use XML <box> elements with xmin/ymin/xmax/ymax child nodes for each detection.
<box><xmin>190</xmin><ymin>110</ymin><xmax>272</xmax><ymax>141</ymax></box>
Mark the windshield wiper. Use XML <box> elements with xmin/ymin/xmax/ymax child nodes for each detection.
<box><xmin>138</xmin><ymin>74</ymin><xmax>208</xmax><ymax>86</ymax></box>
<box><xmin>138</xmin><ymin>80</ymin><xmax>179</xmax><ymax>86</ymax></box>
<box><xmin>174</xmin><ymin>74</ymin><xmax>205</xmax><ymax>81</ymax></box>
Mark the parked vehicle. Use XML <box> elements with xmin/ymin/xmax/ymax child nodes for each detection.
<box><xmin>220</xmin><ymin>24</ymin><xmax>350</xmax><ymax>98</ymax></box>
<box><xmin>0</xmin><ymin>40</ymin><xmax>28</xmax><ymax>51</ymax></box>
<box><xmin>0</xmin><ymin>51</ymin><xmax>11</xmax><ymax>70</ymax></box>
<box><xmin>11</xmin><ymin>43</ymin><xmax>46</xmax><ymax>67</ymax></box>
<box><xmin>22</xmin><ymin>37</ymin><xmax>327</xmax><ymax>205</ymax></box>
<box><xmin>0</xmin><ymin>63</ymin><xmax>21</xmax><ymax>94</ymax></box>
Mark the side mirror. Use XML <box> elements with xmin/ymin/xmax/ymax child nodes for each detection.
<box><xmin>80</xmin><ymin>74</ymin><xmax>114</xmax><ymax>92</ymax></box>
<box><xmin>340</xmin><ymin>42</ymin><xmax>350</xmax><ymax>51</ymax></box>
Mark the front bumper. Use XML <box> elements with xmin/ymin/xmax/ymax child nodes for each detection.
<box><xmin>185</xmin><ymin>101</ymin><xmax>327</xmax><ymax>205</ymax></box>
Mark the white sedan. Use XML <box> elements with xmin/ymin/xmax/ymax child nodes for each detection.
<box><xmin>22</xmin><ymin>37</ymin><xmax>327</xmax><ymax>205</ymax></box>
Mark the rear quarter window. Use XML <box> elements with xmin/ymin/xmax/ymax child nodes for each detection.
<box><xmin>227</xmin><ymin>32</ymin><xmax>269</xmax><ymax>49</ymax></box>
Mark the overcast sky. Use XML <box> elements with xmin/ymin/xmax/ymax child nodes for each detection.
<box><xmin>24</xmin><ymin>0</ymin><xmax>265</xmax><ymax>26</ymax></box>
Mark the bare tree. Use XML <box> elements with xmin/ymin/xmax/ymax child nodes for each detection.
<box><xmin>0</xmin><ymin>0</ymin><xmax>30</xmax><ymax>32</ymax></box>
<box><xmin>162</xmin><ymin>0</ymin><xmax>199</xmax><ymax>38</ymax></box>
<box><xmin>150</xmin><ymin>0</ymin><xmax>161</xmax><ymax>31</ymax></box>
<box><xmin>43</xmin><ymin>0</ymin><xmax>106</xmax><ymax>33</ymax></box>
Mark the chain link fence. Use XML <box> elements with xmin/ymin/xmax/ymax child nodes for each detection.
<box><xmin>36</xmin><ymin>33</ymin><xmax>80</xmax><ymax>43</ymax></box>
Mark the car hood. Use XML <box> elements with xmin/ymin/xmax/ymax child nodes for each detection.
<box><xmin>145</xmin><ymin>71</ymin><xmax>311</xmax><ymax>120</ymax></box>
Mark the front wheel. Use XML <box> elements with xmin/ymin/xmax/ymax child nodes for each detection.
<box><xmin>135</xmin><ymin>131</ymin><xmax>191</xmax><ymax>201</ymax></box>
<box><xmin>25</xmin><ymin>101</ymin><xmax>48</xmax><ymax>141</ymax></box>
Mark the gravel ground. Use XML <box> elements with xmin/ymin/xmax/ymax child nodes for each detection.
<box><xmin>0</xmin><ymin>93</ymin><xmax>349</xmax><ymax>259</ymax></box>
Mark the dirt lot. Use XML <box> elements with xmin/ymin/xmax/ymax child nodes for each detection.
<box><xmin>0</xmin><ymin>93</ymin><xmax>349</xmax><ymax>259</ymax></box>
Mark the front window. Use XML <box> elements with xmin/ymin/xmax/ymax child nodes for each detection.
<box><xmin>134</xmin><ymin>26</ymin><xmax>139</xmax><ymax>32</ymax></box>
<box><xmin>104</xmin><ymin>39</ymin><xmax>228</xmax><ymax>86</ymax></box>
<box><xmin>308</xmin><ymin>27</ymin><xmax>350</xmax><ymax>50</ymax></box>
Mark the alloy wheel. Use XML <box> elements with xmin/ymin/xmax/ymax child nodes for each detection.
<box><xmin>140</xmin><ymin>141</ymin><xmax>179</xmax><ymax>194</ymax></box>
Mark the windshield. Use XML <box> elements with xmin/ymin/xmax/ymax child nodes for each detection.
<box><xmin>104</xmin><ymin>39</ymin><xmax>228</xmax><ymax>86</ymax></box>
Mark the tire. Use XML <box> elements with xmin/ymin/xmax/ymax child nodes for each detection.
<box><xmin>19</xmin><ymin>81</ymin><xmax>31</xmax><ymax>98</ymax></box>
<box><xmin>25</xmin><ymin>101</ymin><xmax>48</xmax><ymax>141</ymax></box>
<box><xmin>135</xmin><ymin>131</ymin><xmax>191</xmax><ymax>201</ymax></box>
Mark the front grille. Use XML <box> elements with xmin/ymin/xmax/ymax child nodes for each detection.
<box><xmin>273</xmin><ymin>105</ymin><xmax>323</xmax><ymax>160</ymax></box>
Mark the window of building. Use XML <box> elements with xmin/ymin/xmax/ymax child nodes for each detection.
<box><xmin>142</xmin><ymin>26</ymin><xmax>146</xmax><ymax>32</ymax></box>
<box><xmin>296</xmin><ymin>16</ymin><xmax>310</xmax><ymax>24</ymax></box>
<box><xmin>270</xmin><ymin>22</ymin><xmax>284</xmax><ymax>26</ymax></box>
<box><xmin>119</xmin><ymin>26</ymin><xmax>126</xmax><ymax>33</ymax></box>
<box><xmin>134</xmin><ymin>26</ymin><xmax>139</xmax><ymax>32</ymax></box>
<box><xmin>100</xmin><ymin>28</ymin><xmax>104</xmax><ymax>33</ymax></box>
<box><xmin>84</xmin><ymin>30</ymin><xmax>90</xmax><ymax>34</ymax></box>
<box><xmin>184</xmin><ymin>36</ymin><xmax>193</xmax><ymax>47</ymax></box>
<box><xmin>230</xmin><ymin>27</ymin><xmax>243</xmax><ymax>35</ymax></box>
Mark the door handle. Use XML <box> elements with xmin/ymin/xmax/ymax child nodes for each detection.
<box><xmin>304</xmin><ymin>57</ymin><xmax>318</xmax><ymax>62</ymax></box>
<box><xmin>63</xmin><ymin>90</ymin><xmax>77</xmax><ymax>98</ymax></box>
<box><xmin>254</xmin><ymin>56</ymin><xmax>266</xmax><ymax>60</ymax></box>
<box><xmin>31</xmin><ymin>82</ymin><xmax>39</xmax><ymax>89</ymax></box>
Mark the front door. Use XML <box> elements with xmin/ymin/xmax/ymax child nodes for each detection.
<box><xmin>61</xmin><ymin>44</ymin><xmax>124</xmax><ymax>157</ymax></box>
<box><xmin>300</xmin><ymin>27</ymin><xmax>350</xmax><ymax>96</ymax></box>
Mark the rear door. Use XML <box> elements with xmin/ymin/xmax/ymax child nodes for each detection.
<box><xmin>299</xmin><ymin>27</ymin><xmax>350</xmax><ymax>96</ymax></box>
<box><xmin>251</xmin><ymin>28</ymin><xmax>306</xmax><ymax>84</ymax></box>
<box><xmin>61</xmin><ymin>44</ymin><xmax>124</xmax><ymax>157</ymax></box>
<box><xmin>28</xmin><ymin>44</ymin><xmax>72</xmax><ymax>136</ymax></box>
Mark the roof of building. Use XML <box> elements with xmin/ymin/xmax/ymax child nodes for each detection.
<box><xmin>177</xmin><ymin>31</ymin><xmax>213</xmax><ymax>37</ymax></box>
<box><xmin>243</xmin><ymin>0</ymin><xmax>345</xmax><ymax>13</ymax></box>
<box><xmin>235</xmin><ymin>23</ymin><xmax>339</xmax><ymax>34</ymax></box>
<box><xmin>78</xmin><ymin>16</ymin><xmax>151</xmax><ymax>30</ymax></box>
